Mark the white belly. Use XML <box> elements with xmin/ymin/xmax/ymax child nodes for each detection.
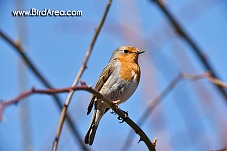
<box><xmin>100</xmin><ymin>66</ymin><xmax>139</xmax><ymax>104</ymax></box>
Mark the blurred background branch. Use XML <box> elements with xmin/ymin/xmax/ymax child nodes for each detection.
<box><xmin>15</xmin><ymin>0</ymin><xmax>32</xmax><ymax>150</ymax></box>
<box><xmin>0</xmin><ymin>71</ymin><xmax>225</xmax><ymax>150</ymax></box>
<box><xmin>0</xmin><ymin>84</ymin><xmax>156</xmax><ymax>151</ymax></box>
<box><xmin>52</xmin><ymin>0</ymin><xmax>112</xmax><ymax>151</ymax></box>
<box><xmin>1</xmin><ymin>0</ymin><xmax>227</xmax><ymax>151</ymax></box>
<box><xmin>152</xmin><ymin>0</ymin><xmax>227</xmax><ymax>101</ymax></box>
<box><xmin>121</xmin><ymin>71</ymin><xmax>227</xmax><ymax>151</ymax></box>
<box><xmin>0</xmin><ymin>30</ymin><xmax>90</xmax><ymax>151</ymax></box>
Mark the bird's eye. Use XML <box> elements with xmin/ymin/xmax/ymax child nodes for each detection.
<box><xmin>123</xmin><ymin>50</ymin><xmax>129</xmax><ymax>53</ymax></box>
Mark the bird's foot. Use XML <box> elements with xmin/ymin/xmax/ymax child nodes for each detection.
<box><xmin>110</xmin><ymin>109</ymin><xmax>116</xmax><ymax>115</ymax></box>
<box><xmin>112</xmin><ymin>100</ymin><xmax>121</xmax><ymax>105</ymax></box>
<box><xmin>118</xmin><ymin>109</ymin><xmax>128</xmax><ymax>123</ymax></box>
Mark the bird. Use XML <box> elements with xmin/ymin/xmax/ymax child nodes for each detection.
<box><xmin>84</xmin><ymin>45</ymin><xmax>144</xmax><ymax>145</ymax></box>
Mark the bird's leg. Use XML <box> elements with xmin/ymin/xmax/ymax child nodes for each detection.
<box><xmin>110</xmin><ymin>100</ymin><xmax>120</xmax><ymax>115</ymax></box>
<box><xmin>110</xmin><ymin>100</ymin><xmax>128</xmax><ymax>123</ymax></box>
<box><xmin>111</xmin><ymin>99</ymin><xmax>121</xmax><ymax>105</ymax></box>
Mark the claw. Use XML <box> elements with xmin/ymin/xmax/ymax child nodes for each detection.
<box><xmin>118</xmin><ymin>116</ymin><xmax>124</xmax><ymax>123</ymax></box>
<box><xmin>117</xmin><ymin>109</ymin><xmax>128</xmax><ymax>123</ymax></box>
<box><xmin>121</xmin><ymin>109</ymin><xmax>128</xmax><ymax>117</ymax></box>
<box><xmin>110</xmin><ymin>109</ymin><xmax>116</xmax><ymax>115</ymax></box>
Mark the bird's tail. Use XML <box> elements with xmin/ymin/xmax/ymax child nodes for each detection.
<box><xmin>84</xmin><ymin>109</ymin><xmax>103</xmax><ymax>145</ymax></box>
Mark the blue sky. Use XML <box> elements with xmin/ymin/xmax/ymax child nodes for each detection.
<box><xmin>1</xmin><ymin>1</ymin><xmax>227</xmax><ymax>151</ymax></box>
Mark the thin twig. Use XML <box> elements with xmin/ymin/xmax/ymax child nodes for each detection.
<box><xmin>152</xmin><ymin>0</ymin><xmax>227</xmax><ymax>101</ymax></box>
<box><xmin>0</xmin><ymin>31</ymin><xmax>89</xmax><ymax>151</ymax></box>
<box><xmin>180</xmin><ymin>71</ymin><xmax>227</xmax><ymax>88</ymax></box>
<box><xmin>120</xmin><ymin>73</ymin><xmax>182</xmax><ymax>151</ymax></box>
<box><xmin>120</xmin><ymin>71</ymin><xmax>227</xmax><ymax>151</ymax></box>
<box><xmin>0</xmin><ymin>85</ymin><xmax>156</xmax><ymax>151</ymax></box>
<box><xmin>204</xmin><ymin>72</ymin><xmax>227</xmax><ymax>88</ymax></box>
<box><xmin>52</xmin><ymin>1</ymin><xmax>112</xmax><ymax>151</ymax></box>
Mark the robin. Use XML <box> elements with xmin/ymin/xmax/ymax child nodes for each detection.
<box><xmin>84</xmin><ymin>45</ymin><xmax>144</xmax><ymax>145</ymax></box>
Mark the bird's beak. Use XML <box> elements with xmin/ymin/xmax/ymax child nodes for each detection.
<box><xmin>136</xmin><ymin>50</ymin><xmax>145</xmax><ymax>54</ymax></box>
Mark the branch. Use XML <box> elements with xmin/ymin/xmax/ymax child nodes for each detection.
<box><xmin>194</xmin><ymin>72</ymin><xmax>227</xmax><ymax>88</ymax></box>
<box><xmin>52</xmin><ymin>0</ymin><xmax>112</xmax><ymax>151</ymax></box>
<box><xmin>180</xmin><ymin>71</ymin><xmax>227</xmax><ymax>88</ymax></box>
<box><xmin>120</xmin><ymin>73</ymin><xmax>182</xmax><ymax>151</ymax></box>
<box><xmin>210</xmin><ymin>146</ymin><xmax>227</xmax><ymax>151</ymax></box>
<box><xmin>120</xmin><ymin>71</ymin><xmax>227</xmax><ymax>151</ymax></box>
<box><xmin>1</xmin><ymin>71</ymin><xmax>225</xmax><ymax>150</ymax></box>
<box><xmin>152</xmin><ymin>0</ymin><xmax>227</xmax><ymax>101</ymax></box>
<box><xmin>0</xmin><ymin>85</ymin><xmax>156</xmax><ymax>151</ymax></box>
<box><xmin>0</xmin><ymin>31</ymin><xmax>90</xmax><ymax>151</ymax></box>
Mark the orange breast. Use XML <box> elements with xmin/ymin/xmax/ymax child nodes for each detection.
<box><xmin>118</xmin><ymin>59</ymin><xmax>140</xmax><ymax>83</ymax></box>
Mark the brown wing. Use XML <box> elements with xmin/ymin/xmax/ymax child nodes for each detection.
<box><xmin>87</xmin><ymin>61</ymin><xmax>114</xmax><ymax>115</ymax></box>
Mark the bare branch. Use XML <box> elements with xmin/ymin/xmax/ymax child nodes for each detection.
<box><xmin>120</xmin><ymin>73</ymin><xmax>182</xmax><ymax>151</ymax></box>
<box><xmin>0</xmin><ymin>31</ymin><xmax>89</xmax><ymax>150</ymax></box>
<box><xmin>180</xmin><ymin>71</ymin><xmax>227</xmax><ymax>88</ymax></box>
<box><xmin>152</xmin><ymin>0</ymin><xmax>227</xmax><ymax>100</ymax></box>
<box><xmin>0</xmin><ymin>85</ymin><xmax>156</xmax><ymax>151</ymax></box>
<box><xmin>204</xmin><ymin>72</ymin><xmax>227</xmax><ymax>88</ymax></box>
<box><xmin>52</xmin><ymin>0</ymin><xmax>113</xmax><ymax>151</ymax></box>
<box><xmin>210</xmin><ymin>146</ymin><xmax>227</xmax><ymax>151</ymax></box>
<box><xmin>120</xmin><ymin>71</ymin><xmax>227</xmax><ymax>150</ymax></box>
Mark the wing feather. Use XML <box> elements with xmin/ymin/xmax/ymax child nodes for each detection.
<box><xmin>87</xmin><ymin>60</ymin><xmax>114</xmax><ymax>114</ymax></box>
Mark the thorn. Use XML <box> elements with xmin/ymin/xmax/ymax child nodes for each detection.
<box><xmin>138</xmin><ymin>137</ymin><xmax>142</xmax><ymax>143</ymax></box>
<box><xmin>152</xmin><ymin>137</ymin><xmax>158</xmax><ymax>147</ymax></box>
<box><xmin>135</xmin><ymin>130</ymin><xmax>139</xmax><ymax>134</ymax></box>
<box><xmin>79</xmin><ymin>79</ymin><xmax>86</xmax><ymax>86</ymax></box>
<box><xmin>88</xmin><ymin>84</ymin><xmax>93</xmax><ymax>88</ymax></box>
<box><xmin>31</xmin><ymin>86</ymin><xmax>35</xmax><ymax>92</ymax></box>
